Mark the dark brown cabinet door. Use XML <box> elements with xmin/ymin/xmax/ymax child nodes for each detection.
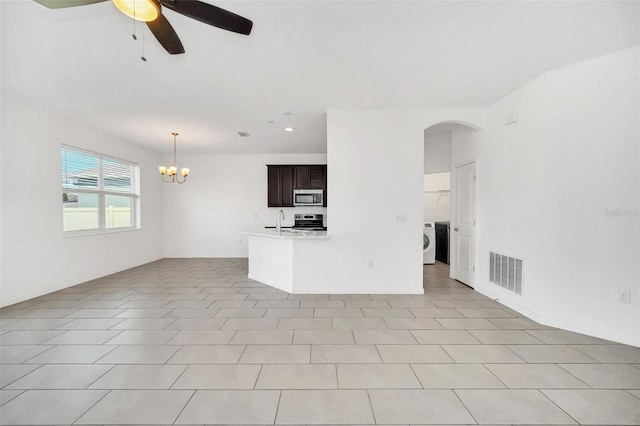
<box><xmin>281</xmin><ymin>167</ymin><xmax>294</xmax><ymax>206</ymax></box>
<box><xmin>267</xmin><ymin>166</ymin><xmax>294</xmax><ymax>207</ymax></box>
<box><xmin>322</xmin><ymin>165</ymin><xmax>327</xmax><ymax>206</ymax></box>
<box><xmin>309</xmin><ymin>167</ymin><xmax>324</xmax><ymax>189</ymax></box>
<box><xmin>267</xmin><ymin>166</ymin><xmax>281</xmax><ymax>207</ymax></box>
<box><xmin>294</xmin><ymin>167</ymin><xmax>310</xmax><ymax>189</ymax></box>
<box><xmin>294</xmin><ymin>166</ymin><xmax>325</xmax><ymax>189</ymax></box>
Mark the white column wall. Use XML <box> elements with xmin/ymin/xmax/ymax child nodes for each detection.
<box><xmin>0</xmin><ymin>98</ymin><xmax>164</xmax><ymax>307</ymax></box>
<box><xmin>325</xmin><ymin>110</ymin><xmax>485</xmax><ymax>294</ymax></box>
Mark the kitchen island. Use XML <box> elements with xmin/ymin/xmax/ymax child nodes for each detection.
<box><xmin>243</xmin><ymin>229</ymin><xmax>330</xmax><ymax>293</ymax></box>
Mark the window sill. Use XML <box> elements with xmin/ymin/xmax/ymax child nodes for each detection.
<box><xmin>64</xmin><ymin>227</ymin><xmax>141</xmax><ymax>238</ymax></box>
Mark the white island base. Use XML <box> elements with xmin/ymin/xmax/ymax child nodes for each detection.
<box><xmin>245</xmin><ymin>230</ymin><xmax>330</xmax><ymax>293</ymax></box>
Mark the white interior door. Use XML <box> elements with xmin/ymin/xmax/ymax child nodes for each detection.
<box><xmin>454</xmin><ymin>162</ymin><xmax>477</xmax><ymax>287</ymax></box>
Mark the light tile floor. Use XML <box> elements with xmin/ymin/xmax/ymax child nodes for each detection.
<box><xmin>0</xmin><ymin>258</ymin><xmax>639</xmax><ymax>425</ymax></box>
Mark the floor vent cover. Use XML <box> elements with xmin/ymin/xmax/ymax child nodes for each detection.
<box><xmin>489</xmin><ymin>252</ymin><xmax>523</xmax><ymax>295</ymax></box>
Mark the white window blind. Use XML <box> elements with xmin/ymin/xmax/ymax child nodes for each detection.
<box><xmin>62</xmin><ymin>145</ymin><xmax>139</xmax><ymax>234</ymax></box>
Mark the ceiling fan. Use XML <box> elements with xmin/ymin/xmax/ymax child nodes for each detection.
<box><xmin>33</xmin><ymin>0</ymin><xmax>253</xmax><ymax>55</ymax></box>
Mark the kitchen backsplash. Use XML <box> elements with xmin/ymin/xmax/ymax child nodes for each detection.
<box><xmin>266</xmin><ymin>206</ymin><xmax>327</xmax><ymax>227</ymax></box>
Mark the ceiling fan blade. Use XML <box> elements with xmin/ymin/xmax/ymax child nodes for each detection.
<box><xmin>146</xmin><ymin>14</ymin><xmax>185</xmax><ymax>54</ymax></box>
<box><xmin>159</xmin><ymin>0</ymin><xmax>252</xmax><ymax>35</ymax></box>
<box><xmin>33</xmin><ymin>0</ymin><xmax>108</xmax><ymax>8</ymax></box>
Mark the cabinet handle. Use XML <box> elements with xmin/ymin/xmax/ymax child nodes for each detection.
<box><xmin>454</xmin><ymin>227</ymin><xmax>459</xmax><ymax>231</ymax></box>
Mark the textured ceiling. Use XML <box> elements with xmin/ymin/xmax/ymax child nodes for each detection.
<box><xmin>2</xmin><ymin>1</ymin><xmax>638</xmax><ymax>153</ymax></box>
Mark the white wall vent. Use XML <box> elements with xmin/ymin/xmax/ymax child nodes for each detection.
<box><xmin>489</xmin><ymin>252</ymin><xmax>523</xmax><ymax>295</ymax></box>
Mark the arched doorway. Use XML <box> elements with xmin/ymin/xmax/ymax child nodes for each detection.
<box><xmin>423</xmin><ymin>121</ymin><xmax>480</xmax><ymax>290</ymax></box>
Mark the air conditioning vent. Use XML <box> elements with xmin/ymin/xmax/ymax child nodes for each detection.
<box><xmin>238</xmin><ymin>131</ymin><xmax>250</xmax><ymax>137</ymax></box>
<box><xmin>489</xmin><ymin>251</ymin><xmax>523</xmax><ymax>295</ymax></box>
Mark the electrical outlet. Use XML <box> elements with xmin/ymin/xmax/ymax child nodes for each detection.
<box><xmin>617</xmin><ymin>290</ymin><xmax>631</xmax><ymax>304</ymax></box>
<box><xmin>367</xmin><ymin>260</ymin><xmax>374</xmax><ymax>269</ymax></box>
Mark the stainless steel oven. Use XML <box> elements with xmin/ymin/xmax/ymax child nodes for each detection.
<box><xmin>292</xmin><ymin>214</ymin><xmax>326</xmax><ymax>231</ymax></box>
<box><xmin>293</xmin><ymin>189</ymin><xmax>323</xmax><ymax>206</ymax></box>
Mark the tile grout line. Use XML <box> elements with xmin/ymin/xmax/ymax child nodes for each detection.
<box><xmin>82</xmin><ymin>363</ymin><xmax>118</xmax><ymax>389</ymax></box>
<box><xmin>169</xmin><ymin>389</ymin><xmax>197</xmax><ymax>425</ymax></box>
<box><xmin>0</xmin><ymin>364</ymin><xmax>45</xmax><ymax>389</ymax></box>
<box><xmin>480</xmin><ymin>362</ymin><xmax>509</xmax><ymax>389</ymax></box>
<box><xmin>568</xmin><ymin>344</ymin><xmax>604</xmax><ymax>363</ymax></box>
<box><xmin>364</xmin><ymin>389</ymin><xmax>378</xmax><ymax>425</ymax></box>
<box><xmin>450</xmin><ymin>388</ymin><xmax>480</xmax><ymax>425</ymax></box>
<box><xmin>537</xmin><ymin>387</ymin><xmax>582</xmax><ymax>425</ymax></box>
<box><xmin>0</xmin><ymin>389</ymin><xmax>25</xmax><ymax>406</ymax></box>
<box><xmin>373</xmin><ymin>344</ymin><xmax>385</xmax><ymax>364</ymax></box>
<box><xmin>407</xmin><ymin>362</ymin><xmax>425</xmax><ymax>389</ymax></box>
<box><xmin>501</xmin><ymin>342</ymin><xmax>530</xmax><ymax>364</ymax></box>
<box><xmin>167</xmin><ymin>363</ymin><xmax>190</xmax><ymax>389</ymax></box>
<box><xmin>522</xmin><ymin>328</ymin><xmax>546</xmax><ymax>343</ymax></box>
<box><xmin>626</xmin><ymin>389</ymin><xmax>640</xmax><ymax>400</ymax></box>
<box><xmin>555</xmin><ymin>363</ymin><xmax>594</xmax><ymax>389</ymax></box>
<box><xmin>272</xmin><ymin>388</ymin><xmax>283</xmax><ymax>425</ymax></box>
<box><xmin>69</xmin><ymin>388</ymin><xmax>112</xmax><ymax>425</ymax></box>
<box><xmin>252</xmin><ymin>363</ymin><xmax>264</xmax><ymax>389</ymax></box>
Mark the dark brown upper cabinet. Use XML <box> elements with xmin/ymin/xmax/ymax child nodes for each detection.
<box><xmin>294</xmin><ymin>167</ymin><xmax>310</xmax><ymax>189</ymax></box>
<box><xmin>309</xmin><ymin>167</ymin><xmax>324</xmax><ymax>189</ymax></box>
<box><xmin>267</xmin><ymin>166</ymin><xmax>294</xmax><ymax>207</ymax></box>
<box><xmin>295</xmin><ymin>166</ymin><xmax>324</xmax><ymax>189</ymax></box>
<box><xmin>267</xmin><ymin>164</ymin><xmax>327</xmax><ymax>207</ymax></box>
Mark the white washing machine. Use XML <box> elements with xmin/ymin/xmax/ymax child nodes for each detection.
<box><xmin>423</xmin><ymin>222</ymin><xmax>436</xmax><ymax>264</ymax></box>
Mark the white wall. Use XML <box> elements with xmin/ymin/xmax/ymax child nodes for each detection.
<box><xmin>424</xmin><ymin>131</ymin><xmax>451</xmax><ymax>174</ymax></box>
<box><xmin>162</xmin><ymin>154</ymin><xmax>327</xmax><ymax>258</ymax></box>
<box><xmin>0</xmin><ymin>98</ymin><xmax>164</xmax><ymax>307</ymax></box>
<box><xmin>423</xmin><ymin>130</ymin><xmax>452</xmax><ymax>223</ymax></box>
<box><xmin>0</xmin><ymin>4</ymin><xmax>3</xmax><ymax>307</ymax></box>
<box><xmin>423</xmin><ymin>172</ymin><xmax>451</xmax><ymax>223</ymax></box>
<box><xmin>451</xmin><ymin>47</ymin><xmax>640</xmax><ymax>346</ymax></box>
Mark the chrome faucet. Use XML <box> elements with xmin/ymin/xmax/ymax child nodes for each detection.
<box><xmin>276</xmin><ymin>209</ymin><xmax>285</xmax><ymax>231</ymax></box>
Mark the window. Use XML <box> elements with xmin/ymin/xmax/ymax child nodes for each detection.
<box><xmin>62</xmin><ymin>145</ymin><xmax>139</xmax><ymax>234</ymax></box>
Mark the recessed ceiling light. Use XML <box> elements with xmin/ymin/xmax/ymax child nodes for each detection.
<box><xmin>284</xmin><ymin>127</ymin><xmax>295</xmax><ymax>132</ymax></box>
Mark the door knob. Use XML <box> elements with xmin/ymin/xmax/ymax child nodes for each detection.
<box><xmin>454</xmin><ymin>227</ymin><xmax>459</xmax><ymax>231</ymax></box>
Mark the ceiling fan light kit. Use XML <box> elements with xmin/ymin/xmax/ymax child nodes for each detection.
<box><xmin>111</xmin><ymin>0</ymin><xmax>159</xmax><ymax>22</ymax></box>
<box><xmin>33</xmin><ymin>0</ymin><xmax>253</xmax><ymax>55</ymax></box>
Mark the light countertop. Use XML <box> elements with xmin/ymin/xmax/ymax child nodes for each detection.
<box><xmin>243</xmin><ymin>229</ymin><xmax>330</xmax><ymax>239</ymax></box>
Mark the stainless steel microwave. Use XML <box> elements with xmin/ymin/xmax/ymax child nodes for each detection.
<box><xmin>293</xmin><ymin>189</ymin><xmax>323</xmax><ymax>206</ymax></box>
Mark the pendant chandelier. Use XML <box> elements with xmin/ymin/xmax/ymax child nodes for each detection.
<box><xmin>159</xmin><ymin>132</ymin><xmax>189</xmax><ymax>184</ymax></box>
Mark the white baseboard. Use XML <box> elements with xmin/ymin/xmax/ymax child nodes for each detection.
<box><xmin>474</xmin><ymin>285</ymin><xmax>640</xmax><ymax>348</ymax></box>
<box><xmin>247</xmin><ymin>273</ymin><xmax>292</xmax><ymax>293</ymax></box>
<box><xmin>0</xmin><ymin>255</ymin><xmax>164</xmax><ymax>309</ymax></box>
